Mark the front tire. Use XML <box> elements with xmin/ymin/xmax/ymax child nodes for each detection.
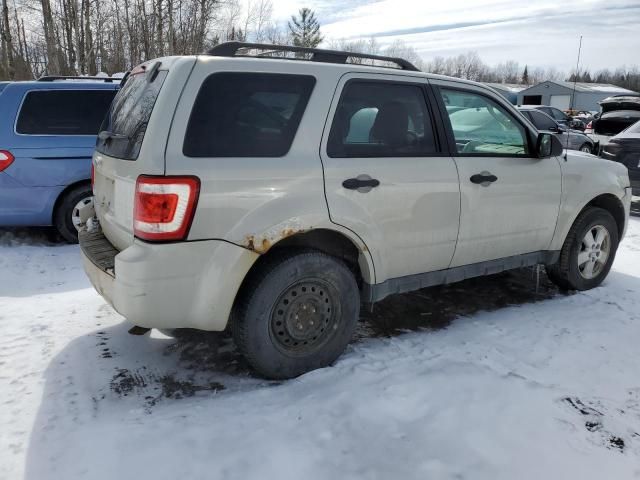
<box><xmin>233</xmin><ymin>250</ymin><xmax>360</xmax><ymax>380</ymax></box>
<box><xmin>54</xmin><ymin>184</ymin><xmax>93</xmax><ymax>243</ymax></box>
<box><xmin>546</xmin><ymin>207</ymin><xmax>619</xmax><ymax>290</ymax></box>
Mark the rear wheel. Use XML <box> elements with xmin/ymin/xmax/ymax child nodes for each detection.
<box><xmin>546</xmin><ymin>207</ymin><xmax>618</xmax><ymax>290</ymax></box>
<box><xmin>579</xmin><ymin>143</ymin><xmax>592</xmax><ymax>154</ymax></box>
<box><xmin>54</xmin><ymin>184</ymin><xmax>93</xmax><ymax>243</ymax></box>
<box><xmin>233</xmin><ymin>250</ymin><xmax>360</xmax><ymax>379</ymax></box>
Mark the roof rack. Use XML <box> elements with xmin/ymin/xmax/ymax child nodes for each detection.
<box><xmin>206</xmin><ymin>42</ymin><xmax>420</xmax><ymax>72</ymax></box>
<box><xmin>37</xmin><ymin>76</ymin><xmax>119</xmax><ymax>83</ymax></box>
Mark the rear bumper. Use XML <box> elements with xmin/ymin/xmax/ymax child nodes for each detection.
<box><xmin>80</xmin><ymin>227</ymin><xmax>259</xmax><ymax>331</ymax></box>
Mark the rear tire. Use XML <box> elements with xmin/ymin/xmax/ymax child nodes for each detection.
<box><xmin>54</xmin><ymin>184</ymin><xmax>93</xmax><ymax>243</ymax></box>
<box><xmin>233</xmin><ymin>250</ymin><xmax>360</xmax><ymax>380</ymax></box>
<box><xmin>546</xmin><ymin>207</ymin><xmax>618</xmax><ymax>290</ymax></box>
<box><xmin>579</xmin><ymin>143</ymin><xmax>592</xmax><ymax>154</ymax></box>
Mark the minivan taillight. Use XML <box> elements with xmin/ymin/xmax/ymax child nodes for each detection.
<box><xmin>133</xmin><ymin>176</ymin><xmax>200</xmax><ymax>241</ymax></box>
<box><xmin>0</xmin><ymin>150</ymin><xmax>14</xmax><ymax>172</ymax></box>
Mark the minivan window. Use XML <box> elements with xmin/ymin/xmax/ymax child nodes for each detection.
<box><xmin>16</xmin><ymin>90</ymin><xmax>116</xmax><ymax>135</ymax></box>
<box><xmin>440</xmin><ymin>88</ymin><xmax>529</xmax><ymax>155</ymax></box>
<box><xmin>96</xmin><ymin>69</ymin><xmax>168</xmax><ymax>160</ymax></box>
<box><xmin>327</xmin><ymin>81</ymin><xmax>437</xmax><ymax>158</ymax></box>
<box><xmin>183</xmin><ymin>73</ymin><xmax>315</xmax><ymax>157</ymax></box>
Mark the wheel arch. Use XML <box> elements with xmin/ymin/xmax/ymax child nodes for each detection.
<box><xmin>582</xmin><ymin>193</ymin><xmax>626</xmax><ymax>239</ymax></box>
<box><xmin>229</xmin><ymin>228</ymin><xmax>373</xmax><ymax>326</ymax></box>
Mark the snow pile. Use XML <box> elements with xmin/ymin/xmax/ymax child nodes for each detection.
<box><xmin>2</xmin><ymin>220</ymin><xmax>640</xmax><ymax>480</ymax></box>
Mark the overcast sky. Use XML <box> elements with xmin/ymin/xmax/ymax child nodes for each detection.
<box><xmin>270</xmin><ymin>0</ymin><xmax>638</xmax><ymax>71</ymax></box>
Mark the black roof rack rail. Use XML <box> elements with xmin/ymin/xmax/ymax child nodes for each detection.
<box><xmin>37</xmin><ymin>75</ymin><xmax>119</xmax><ymax>83</ymax></box>
<box><xmin>206</xmin><ymin>42</ymin><xmax>420</xmax><ymax>72</ymax></box>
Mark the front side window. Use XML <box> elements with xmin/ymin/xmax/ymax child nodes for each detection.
<box><xmin>183</xmin><ymin>73</ymin><xmax>315</xmax><ymax>157</ymax></box>
<box><xmin>327</xmin><ymin>81</ymin><xmax>437</xmax><ymax>158</ymax></box>
<box><xmin>16</xmin><ymin>90</ymin><xmax>116</xmax><ymax>135</ymax></box>
<box><xmin>439</xmin><ymin>88</ymin><xmax>529</xmax><ymax>155</ymax></box>
<box><xmin>528</xmin><ymin>110</ymin><xmax>558</xmax><ymax>131</ymax></box>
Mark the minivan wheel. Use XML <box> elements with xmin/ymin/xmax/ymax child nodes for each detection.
<box><xmin>546</xmin><ymin>207</ymin><xmax>619</xmax><ymax>291</ymax></box>
<box><xmin>233</xmin><ymin>250</ymin><xmax>360</xmax><ymax>380</ymax></box>
<box><xmin>54</xmin><ymin>184</ymin><xmax>93</xmax><ymax>243</ymax></box>
<box><xmin>579</xmin><ymin>143</ymin><xmax>592</xmax><ymax>154</ymax></box>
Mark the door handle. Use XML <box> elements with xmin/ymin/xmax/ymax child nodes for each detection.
<box><xmin>470</xmin><ymin>172</ymin><xmax>498</xmax><ymax>185</ymax></box>
<box><xmin>342</xmin><ymin>177</ymin><xmax>380</xmax><ymax>190</ymax></box>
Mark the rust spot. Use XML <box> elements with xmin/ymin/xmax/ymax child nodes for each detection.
<box><xmin>244</xmin><ymin>228</ymin><xmax>305</xmax><ymax>254</ymax></box>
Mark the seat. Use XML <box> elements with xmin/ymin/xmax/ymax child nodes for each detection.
<box><xmin>369</xmin><ymin>101</ymin><xmax>409</xmax><ymax>147</ymax></box>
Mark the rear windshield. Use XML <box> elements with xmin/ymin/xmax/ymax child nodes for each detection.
<box><xmin>16</xmin><ymin>90</ymin><xmax>116</xmax><ymax>135</ymax></box>
<box><xmin>96</xmin><ymin>67</ymin><xmax>167</xmax><ymax>160</ymax></box>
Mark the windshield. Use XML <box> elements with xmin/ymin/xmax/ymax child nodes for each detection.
<box><xmin>96</xmin><ymin>66</ymin><xmax>167</xmax><ymax>160</ymax></box>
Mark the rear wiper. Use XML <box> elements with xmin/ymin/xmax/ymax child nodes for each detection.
<box><xmin>98</xmin><ymin>130</ymin><xmax>129</xmax><ymax>142</ymax></box>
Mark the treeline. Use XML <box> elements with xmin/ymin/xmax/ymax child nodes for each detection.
<box><xmin>1</xmin><ymin>0</ymin><xmax>638</xmax><ymax>93</ymax></box>
<box><xmin>0</xmin><ymin>0</ymin><xmax>296</xmax><ymax>79</ymax></box>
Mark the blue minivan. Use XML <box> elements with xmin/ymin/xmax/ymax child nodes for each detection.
<box><xmin>0</xmin><ymin>77</ymin><xmax>119</xmax><ymax>241</ymax></box>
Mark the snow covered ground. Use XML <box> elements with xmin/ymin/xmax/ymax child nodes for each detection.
<box><xmin>2</xmin><ymin>217</ymin><xmax>640</xmax><ymax>480</ymax></box>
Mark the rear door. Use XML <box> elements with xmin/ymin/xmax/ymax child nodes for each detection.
<box><xmin>432</xmin><ymin>80</ymin><xmax>562</xmax><ymax>267</ymax></box>
<box><xmin>320</xmin><ymin>73</ymin><xmax>460</xmax><ymax>283</ymax></box>
<box><xmin>93</xmin><ymin>58</ymin><xmax>194</xmax><ymax>250</ymax></box>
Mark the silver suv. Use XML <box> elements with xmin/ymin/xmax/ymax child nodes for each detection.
<box><xmin>81</xmin><ymin>42</ymin><xmax>631</xmax><ymax>379</ymax></box>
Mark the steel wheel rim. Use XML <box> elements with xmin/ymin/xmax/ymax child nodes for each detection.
<box><xmin>578</xmin><ymin>224</ymin><xmax>610</xmax><ymax>280</ymax></box>
<box><xmin>71</xmin><ymin>196</ymin><xmax>93</xmax><ymax>230</ymax></box>
<box><xmin>580</xmin><ymin>145</ymin><xmax>591</xmax><ymax>153</ymax></box>
<box><xmin>269</xmin><ymin>279</ymin><xmax>340</xmax><ymax>356</ymax></box>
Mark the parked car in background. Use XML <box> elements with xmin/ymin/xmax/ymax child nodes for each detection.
<box><xmin>517</xmin><ymin>106</ymin><xmax>594</xmax><ymax>153</ymax></box>
<box><xmin>586</xmin><ymin>95</ymin><xmax>640</xmax><ymax>151</ymax></box>
<box><xmin>528</xmin><ymin>105</ymin><xmax>586</xmax><ymax>131</ymax></box>
<box><xmin>0</xmin><ymin>77</ymin><xmax>119</xmax><ymax>242</ymax></box>
<box><xmin>600</xmin><ymin>120</ymin><xmax>640</xmax><ymax>195</ymax></box>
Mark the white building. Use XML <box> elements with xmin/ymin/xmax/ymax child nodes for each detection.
<box><xmin>516</xmin><ymin>81</ymin><xmax>637</xmax><ymax>111</ymax></box>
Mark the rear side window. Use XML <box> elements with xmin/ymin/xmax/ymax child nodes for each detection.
<box><xmin>327</xmin><ymin>81</ymin><xmax>437</xmax><ymax>158</ymax></box>
<box><xmin>96</xmin><ymin>68</ymin><xmax>168</xmax><ymax>160</ymax></box>
<box><xmin>16</xmin><ymin>90</ymin><xmax>116</xmax><ymax>135</ymax></box>
<box><xmin>183</xmin><ymin>73</ymin><xmax>315</xmax><ymax>157</ymax></box>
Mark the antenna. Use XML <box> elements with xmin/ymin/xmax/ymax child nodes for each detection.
<box><xmin>566</xmin><ymin>35</ymin><xmax>583</xmax><ymax>159</ymax></box>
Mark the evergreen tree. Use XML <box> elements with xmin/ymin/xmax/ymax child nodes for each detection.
<box><xmin>288</xmin><ymin>8</ymin><xmax>323</xmax><ymax>48</ymax></box>
<box><xmin>522</xmin><ymin>65</ymin><xmax>529</xmax><ymax>85</ymax></box>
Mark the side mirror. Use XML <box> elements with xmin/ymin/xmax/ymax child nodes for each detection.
<box><xmin>557</xmin><ymin>125</ymin><xmax>567</xmax><ymax>133</ymax></box>
<box><xmin>537</xmin><ymin>133</ymin><xmax>564</xmax><ymax>158</ymax></box>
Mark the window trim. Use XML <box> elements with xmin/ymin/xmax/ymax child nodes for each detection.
<box><xmin>325</xmin><ymin>77</ymin><xmax>447</xmax><ymax>159</ymax></box>
<box><xmin>432</xmin><ymin>84</ymin><xmax>538</xmax><ymax>158</ymax></box>
<box><xmin>13</xmin><ymin>88</ymin><xmax>117</xmax><ymax>137</ymax></box>
<box><xmin>182</xmin><ymin>71</ymin><xmax>316</xmax><ymax>158</ymax></box>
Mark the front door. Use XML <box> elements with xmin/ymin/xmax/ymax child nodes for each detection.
<box><xmin>433</xmin><ymin>81</ymin><xmax>562</xmax><ymax>267</ymax></box>
<box><xmin>320</xmin><ymin>74</ymin><xmax>460</xmax><ymax>283</ymax></box>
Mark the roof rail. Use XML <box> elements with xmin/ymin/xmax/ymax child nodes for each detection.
<box><xmin>206</xmin><ymin>42</ymin><xmax>420</xmax><ymax>72</ymax></box>
<box><xmin>37</xmin><ymin>75</ymin><xmax>119</xmax><ymax>83</ymax></box>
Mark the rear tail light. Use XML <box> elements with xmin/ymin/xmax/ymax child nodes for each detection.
<box><xmin>584</xmin><ymin>121</ymin><xmax>593</xmax><ymax>134</ymax></box>
<box><xmin>0</xmin><ymin>150</ymin><xmax>15</xmax><ymax>172</ymax></box>
<box><xmin>133</xmin><ymin>176</ymin><xmax>200</xmax><ymax>241</ymax></box>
